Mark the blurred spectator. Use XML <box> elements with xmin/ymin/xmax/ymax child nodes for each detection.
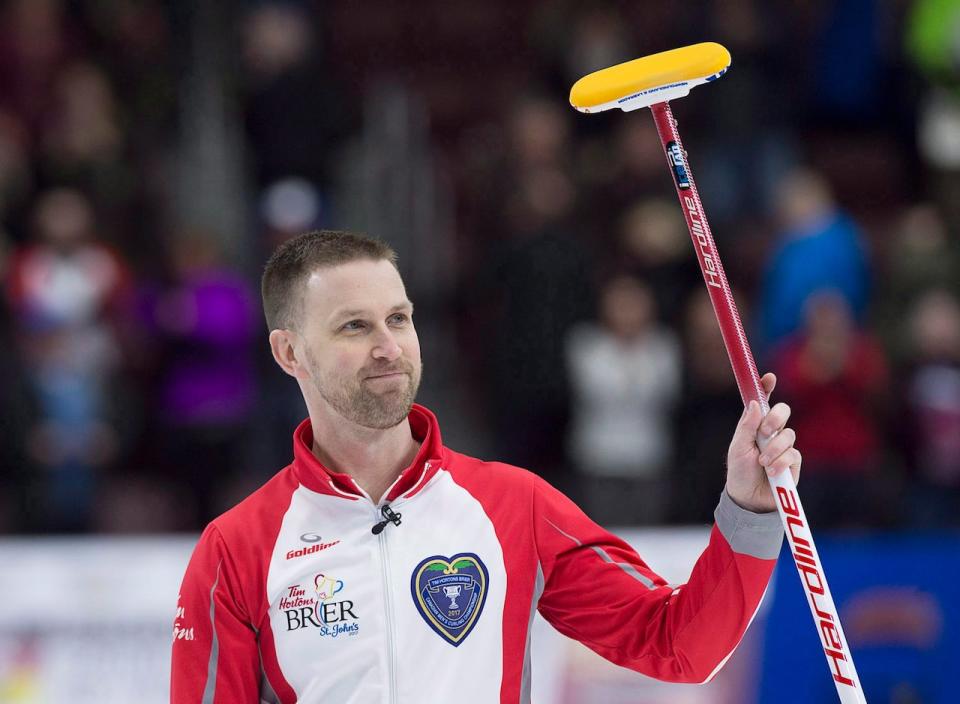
<box><xmin>898</xmin><ymin>289</ymin><xmax>960</xmax><ymax>528</ymax></box>
<box><xmin>472</xmin><ymin>165</ymin><xmax>593</xmax><ymax>488</ymax></box>
<box><xmin>562</xmin><ymin>4</ymin><xmax>634</xmax><ymax>80</ymax></box>
<box><xmin>876</xmin><ymin>204</ymin><xmax>960</xmax><ymax>363</ymax></box>
<box><xmin>617</xmin><ymin>198</ymin><xmax>701</xmax><ymax>325</ymax></box>
<box><xmin>141</xmin><ymin>231</ymin><xmax>259</xmax><ymax>525</ymax></box>
<box><xmin>456</xmin><ymin>95</ymin><xmax>575</xmax><ymax>265</ymax></box>
<box><xmin>529</xmin><ymin>1</ymin><xmax>635</xmax><ymax>98</ymax></box>
<box><xmin>672</xmin><ymin>288</ymin><xmax>746</xmax><ymax>524</ymax></box>
<box><xmin>772</xmin><ymin>290</ymin><xmax>892</xmax><ymax>529</ymax></box>
<box><xmin>0</xmin><ymin>109</ymin><xmax>32</xmax><ymax>223</ymax></box>
<box><xmin>579</xmin><ymin>118</ymin><xmax>674</xmax><ymax>243</ymax></box>
<box><xmin>566</xmin><ymin>275</ymin><xmax>680</xmax><ymax>526</ymax></box>
<box><xmin>5</xmin><ymin>188</ymin><xmax>132</xmax><ymax>531</ymax></box>
<box><xmin>808</xmin><ymin>0</ymin><xmax>888</xmax><ymax>124</ymax></box>
<box><xmin>758</xmin><ymin>168</ymin><xmax>870</xmax><ymax>355</ymax></box>
<box><xmin>468</xmin><ymin>95</ymin><xmax>576</xmax><ymax>241</ymax></box>
<box><xmin>696</xmin><ymin>0</ymin><xmax>797</xmax><ymax>225</ymax></box>
<box><xmin>80</xmin><ymin>0</ymin><xmax>176</xmax><ymax>139</ymax></box>
<box><xmin>39</xmin><ymin>62</ymin><xmax>131</xmax><ymax>208</ymax></box>
<box><xmin>241</xmin><ymin>3</ymin><xmax>350</xmax><ymax>192</ymax></box>
<box><xmin>509</xmin><ymin>97</ymin><xmax>571</xmax><ymax>173</ymax></box>
<box><xmin>0</xmin><ymin>0</ymin><xmax>78</xmax><ymax>133</ymax></box>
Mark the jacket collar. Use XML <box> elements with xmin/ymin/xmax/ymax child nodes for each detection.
<box><xmin>291</xmin><ymin>403</ymin><xmax>445</xmax><ymax>502</ymax></box>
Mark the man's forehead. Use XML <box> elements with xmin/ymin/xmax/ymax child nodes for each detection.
<box><xmin>303</xmin><ymin>260</ymin><xmax>409</xmax><ymax>314</ymax></box>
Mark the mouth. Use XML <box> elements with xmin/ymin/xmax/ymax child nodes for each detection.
<box><xmin>364</xmin><ymin>371</ymin><xmax>407</xmax><ymax>381</ymax></box>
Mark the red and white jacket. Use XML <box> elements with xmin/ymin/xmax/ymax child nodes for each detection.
<box><xmin>171</xmin><ymin>404</ymin><xmax>782</xmax><ymax>703</ymax></box>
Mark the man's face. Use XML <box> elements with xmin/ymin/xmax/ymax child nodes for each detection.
<box><xmin>296</xmin><ymin>259</ymin><xmax>422</xmax><ymax>430</ymax></box>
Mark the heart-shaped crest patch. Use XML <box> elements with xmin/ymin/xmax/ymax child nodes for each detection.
<box><xmin>410</xmin><ymin>553</ymin><xmax>489</xmax><ymax>646</ymax></box>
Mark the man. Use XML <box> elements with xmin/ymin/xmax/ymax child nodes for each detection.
<box><xmin>171</xmin><ymin>230</ymin><xmax>801</xmax><ymax>703</ymax></box>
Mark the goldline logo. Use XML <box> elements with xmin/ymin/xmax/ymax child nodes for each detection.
<box><xmin>285</xmin><ymin>540</ymin><xmax>340</xmax><ymax>560</ymax></box>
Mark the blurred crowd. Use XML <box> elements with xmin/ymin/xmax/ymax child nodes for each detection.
<box><xmin>1</xmin><ymin>0</ymin><xmax>959</xmax><ymax>534</ymax></box>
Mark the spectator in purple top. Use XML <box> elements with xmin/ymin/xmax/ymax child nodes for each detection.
<box><xmin>145</xmin><ymin>231</ymin><xmax>258</xmax><ymax>523</ymax></box>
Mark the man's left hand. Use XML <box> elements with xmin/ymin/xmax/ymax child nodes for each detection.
<box><xmin>724</xmin><ymin>372</ymin><xmax>802</xmax><ymax>513</ymax></box>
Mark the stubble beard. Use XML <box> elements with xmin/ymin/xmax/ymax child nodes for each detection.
<box><xmin>307</xmin><ymin>351</ymin><xmax>422</xmax><ymax>430</ymax></box>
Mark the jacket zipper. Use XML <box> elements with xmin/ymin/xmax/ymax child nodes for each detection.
<box><xmin>370</xmin><ymin>460</ymin><xmax>430</xmax><ymax>703</ymax></box>
<box><xmin>376</xmin><ymin>506</ymin><xmax>399</xmax><ymax>704</ymax></box>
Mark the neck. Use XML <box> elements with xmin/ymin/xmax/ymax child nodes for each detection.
<box><xmin>308</xmin><ymin>406</ymin><xmax>421</xmax><ymax>504</ymax></box>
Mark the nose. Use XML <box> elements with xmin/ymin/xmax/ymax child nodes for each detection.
<box><xmin>371</xmin><ymin>325</ymin><xmax>402</xmax><ymax>361</ymax></box>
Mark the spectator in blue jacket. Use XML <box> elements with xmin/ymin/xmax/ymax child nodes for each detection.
<box><xmin>759</xmin><ymin>167</ymin><xmax>870</xmax><ymax>356</ymax></box>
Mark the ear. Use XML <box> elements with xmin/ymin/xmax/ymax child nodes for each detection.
<box><xmin>269</xmin><ymin>329</ymin><xmax>307</xmax><ymax>379</ymax></box>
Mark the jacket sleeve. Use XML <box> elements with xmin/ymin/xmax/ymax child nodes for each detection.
<box><xmin>533</xmin><ymin>476</ymin><xmax>782</xmax><ymax>684</ymax></box>
<box><xmin>171</xmin><ymin>523</ymin><xmax>261</xmax><ymax>703</ymax></box>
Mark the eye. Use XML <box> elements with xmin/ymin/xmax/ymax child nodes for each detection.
<box><xmin>341</xmin><ymin>320</ymin><xmax>366</xmax><ymax>332</ymax></box>
<box><xmin>389</xmin><ymin>313</ymin><xmax>409</xmax><ymax>325</ymax></box>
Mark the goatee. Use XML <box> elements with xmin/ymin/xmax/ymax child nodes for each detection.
<box><xmin>309</xmin><ymin>353</ymin><xmax>422</xmax><ymax>430</ymax></box>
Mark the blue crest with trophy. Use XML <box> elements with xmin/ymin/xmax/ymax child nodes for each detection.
<box><xmin>410</xmin><ymin>552</ymin><xmax>489</xmax><ymax>646</ymax></box>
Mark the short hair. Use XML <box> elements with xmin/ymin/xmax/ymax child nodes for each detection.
<box><xmin>261</xmin><ymin>229</ymin><xmax>397</xmax><ymax>331</ymax></box>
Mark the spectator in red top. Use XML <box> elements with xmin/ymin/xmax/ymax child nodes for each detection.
<box><xmin>772</xmin><ymin>289</ymin><xmax>891</xmax><ymax>528</ymax></box>
<box><xmin>5</xmin><ymin>188</ymin><xmax>132</xmax><ymax>530</ymax></box>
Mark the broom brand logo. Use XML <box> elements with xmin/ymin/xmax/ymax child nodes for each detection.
<box><xmin>681</xmin><ymin>194</ymin><xmax>721</xmax><ymax>289</ymax></box>
<box><xmin>619</xmin><ymin>81</ymin><xmax>689</xmax><ymax>105</ymax></box>
<box><xmin>666</xmin><ymin>141</ymin><xmax>691</xmax><ymax>189</ymax></box>
<box><xmin>777</xmin><ymin>486</ymin><xmax>857</xmax><ymax>690</ymax></box>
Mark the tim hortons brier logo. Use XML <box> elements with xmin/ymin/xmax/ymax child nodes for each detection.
<box><xmin>281</xmin><ymin>573</ymin><xmax>359</xmax><ymax>637</ymax></box>
<box><xmin>411</xmin><ymin>553</ymin><xmax>489</xmax><ymax>647</ymax></box>
<box><xmin>172</xmin><ymin>595</ymin><xmax>195</xmax><ymax>642</ymax></box>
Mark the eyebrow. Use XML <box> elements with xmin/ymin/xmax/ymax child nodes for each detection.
<box><xmin>330</xmin><ymin>301</ymin><xmax>414</xmax><ymax>325</ymax></box>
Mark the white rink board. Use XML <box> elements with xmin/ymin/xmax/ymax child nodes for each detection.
<box><xmin>0</xmin><ymin>537</ymin><xmax>195</xmax><ymax>704</ymax></box>
<box><xmin>0</xmin><ymin>528</ymin><xmax>770</xmax><ymax>704</ymax></box>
